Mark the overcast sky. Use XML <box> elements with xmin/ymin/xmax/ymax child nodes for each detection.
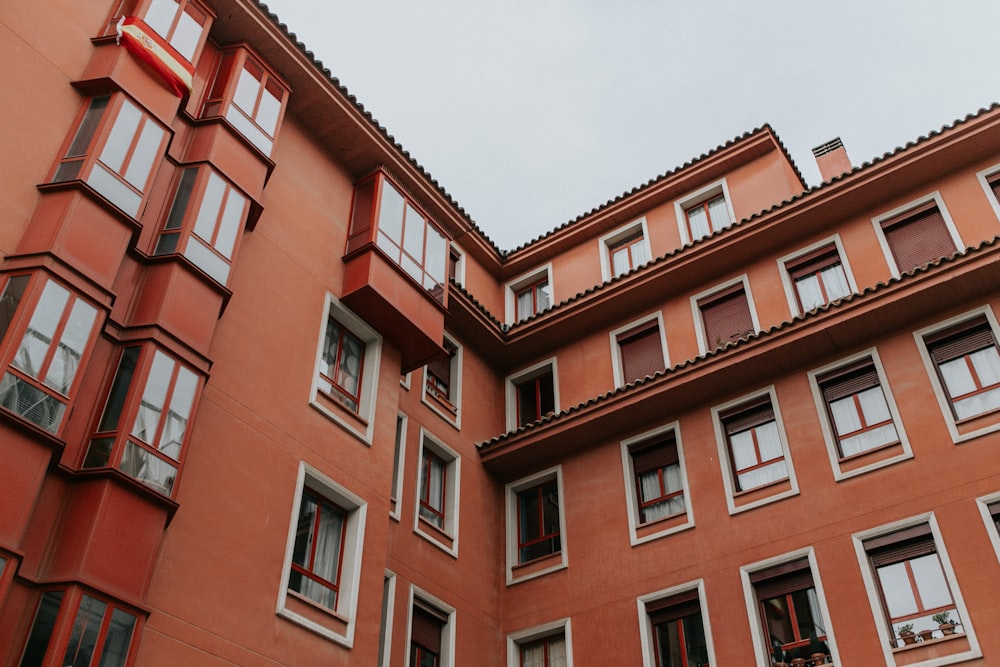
<box><xmin>261</xmin><ymin>1</ymin><xmax>1000</xmax><ymax>251</ymax></box>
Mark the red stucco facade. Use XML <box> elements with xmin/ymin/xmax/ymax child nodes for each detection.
<box><xmin>2</xmin><ymin>2</ymin><xmax>1000</xmax><ymax>666</ymax></box>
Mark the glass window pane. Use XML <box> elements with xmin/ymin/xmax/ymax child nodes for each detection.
<box><xmin>0</xmin><ymin>372</ymin><xmax>67</xmax><ymax>432</ymax></box>
<box><xmin>795</xmin><ymin>274</ymin><xmax>825</xmax><ymax>311</ymax></box>
<box><xmin>940</xmin><ymin>358</ymin><xmax>976</xmax><ymax>398</ymax></box>
<box><xmin>162</xmin><ymin>168</ymin><xmax>198</xmax><ymax>234</ymax></box>
<box><xmin>729</xmin><ymin>430</ymin><xmax>757</xmax><ymax>470</ymax></box>
<box><xmin>159</xmin><ymin>365</ymin><xmax>198</xmax><ymax>459</ymax></box>
<box><xmin>516</xmin><ymin>290</ymin><xmax>533</xmax><ymax>319</ymax></box>
<box><xmin>65</xmin><ymin>97</ymin><xmax>110</xmax><ymax>159</ymax></box>
<box><xmin>0</xmin><ymin>275</ymin><xmax>30</xmax><ymax>343</ymax></box>
<box><xmin>143</xmin><ymin>0</ymin><xmax>178</xmax><ymax>39</ymax></box>
<box><xmin>184</xmin><ymin>237</ymin><xmax>231</xmax><ymax>284</ymax></box>
<box><xmin>171</xmin><ymin>10</ymin><xmax>203</xmax><ymax>61</ymax></box>
<box><xmin>192</xmin><ymin>171</ymin><xmax>226</xmax><ymax>241</ymax></box>
<box><xmin>535</xmin><ymin>282</ymin><xmax>551</xmax><ymax>311</ymax></box>
<box><xmin>911</xmin><ymin>554</ymin><xmax>953</xmax><ymax>609</ymax></box>
<box><xmin>99</xmin><ymin>100</ymin><xmax>142</xmax><ymax>173</ymax></box>
<box><xmin>232</xmin><ymin>66</ymin><xmax>260</xmax><ymax>116</ymax></box>
<box><xmin>687</xmin><ymin>206</ymin><xmax>709</xmax><ymax>239</ymax></box>
<box><xmin>857</xmin><ymin>386</ymin><xmax>891</xmax><ymax>425</ymax></box>
<box><xmin>424</xmin><ymin>227</ymin><xmax>447</xmax><ymax>285</ymax></box>
<box><xmin>707</xmin><ymin>196</ymin><xmax>729</xmax><ymax>232</ymax></box>
<box><xmin>820</xmin><ymin>263</ymin><xmax>850</xmax><ymax>300</ymax></box>
<box><xmin>377</xmin><ymin>182</ymin><xmax>405</xmax><ymax>247</ymax></box>
<box><xmin>737</xmin><ymin>460</ymin><xmax>787</xmax><ymax>490</ymax></box>
<box><xmin>87</xmin><ymin>165</ymin><xmax>142</xmax><ymax>216</ymax></box>
<box><xmin>132</xmin><ymin>351</ymin><xmax>174</xmax><ymax>444</ymax></box>
<box><xmin>877</xmin><ymin>562</ymin><xmax>919</xmax><ymax>617</ymax></box>
<box><xmin>14</xmin><ymin>281</ymin><xmax>70</xmax><ymax>378</ymax></box>
<box><xmin>96</xmin><ymin>608</ymin><xmax>136</xmax><ymax>667</ymax></box>
<box><xmin>255</xmin><ymin>87</ymin><xmax>282</xmax><ymax>135</ymax></box>
<box><xmin>830</xmin><ymin>396</ymin><xmax>862</xmax><ymax>436</ymax></box>
<box><xmin>43</xmin><ymin>299</ymin><xmax>97</xmax><ymax>395</ymax></box>
<box><xmin>313</xmin><ymin>500</ymin><xmax>344</xmax><ymax>584</ymax></box>
<box><xmin>755</xmin><ymin>421</ymin><xmax>782</xmax><ymax>461</ymax></box>
<box><xmin>970</xmin><ymin>347</ymin><xmax>1000</xmax><ymax>387</ymax></box>
<box><xmin>63</xmin><ymin>595</ymin><xmax>108</xmax><ymax>667</ymax></box>
<box><xmin>120</xmin><ymin>440</ymin><xmax>177</xmax><ymax>494</ymax></box>
<box><xmin>402</xmin><ymin>205</ymin><xmax>425</xmax><ymax>260</ymax></box>
<box><xmin>19</xmin><ymin>591</ymin><xmax>64</xmax><ymax>667</ymax></box>
<box><xmin>611</xmin><ymin>248</ymin><xmax>629</xmax><ymax>276</ymax></box>
<box><xmin>122</xmin><ymin>119</ymin><xmax>164</xmax><ymax>189</ymax></box>
<box><xmin>214</xmin><ymin>188</ymin><xmax>247</xmax><ymax>259</ymax></box>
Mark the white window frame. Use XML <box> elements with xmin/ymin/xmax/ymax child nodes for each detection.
<box><xmin>609</xmin><ymin>312</ymin><xmax>669</xmax><ymax>388</ymax></box>
<box><xmin>505</xmin><ymin>357</ymin><xmax>560</xmax><ymax>432</ymax></box>
<box><xmin>505</xmin><ymin>263</ymin><xmax>554</xmax><ymax>324</ymax></box>
<box><xmin>449</xmin><ymin>243</ymin><xmax>466</xmax><ymax>288</ymax></box>
<box><xmin>598</xmin><ymin>218</ymin><xmax>651</xmax><ymax>282</ymax></box>
<box><xmin>276</xmin><ymin>462</ymin><xmax>367</xmax><ymax>647</ymax></box>
<box><xmin>976</xmin><ymin>162</ymin><xmax>1000</xmax><ymax>224</ymax></box>
<box><xmin>389</xmin><ymin>413</ymin><xmax>408</xmax><ymax>521</ymax></box>
<box><xmin>413</xmin><ymin>428</ymin><xmax>461</xmax><ymax>557</ymax></box>
<box><xmin>690</xmin><ymin>274</ymin><xmax>760</xmax><ymax>355</ymax></box>
<box><xmin>852</xmin><ymin>513</ymin><xmax>981</xmax><ymax>667</ymax></box>
<box><xmin>739</xmin><ymin>548</ymin><xmax>841</xmax><ymax>667</ymax></box>
<box><xmin>871</xmin><ymin>192</ymin><xmax>963</xmax><ymax>279</ymax></box>
<box><xmin>637</xmin><ymin>579</ymin><xmax>716</xmax><ymax>667</ymax></box>
<box><xmin>808</xmin><ymin>348</ymin><xmax>913</xmax><ymax>481</ymax></box>
<box><xmin>506</xmin><ymin>617</ymin><xmax>574</xmax><ymax>667</ymax></box>
<box><xmin>421</xmin><ymin>332</ymin><xmax>463</xmax><ymax>429</ymax></box>
<box><xmin>975</xmin><ymin>490</ymin><xmax>1000</xmax><ymax>565</ymax></box>
<box><xmin>674</xmin><ymin>178</ymin><xmax>737</xmax><ymax>246</ymax></box>
<box><xmin>378</xmin><ymin>570</ymin><xmax>397</xmax><ymax>667</ymax></box>
<box><xmin>405</xmin><ymin>586</ymin><xmax>456</xmax><ymax>667</ymax></box>
<box><xmin>309</xmin><ymin>294</ymin><xmax>383</xmax><ymax>445</ymax></box>
<box><xmin>912</xmin><ymin>305</ymin><xmax>1000</xmax><ymax>444</ymax></box>
<box><xmin>620</xmin><ymin>422</ymin><xmax>694</xmax><ymax>546</ymax></box>
<box><xmin>711</xmin><ymin>386</ymin><xmax>799</xmax><ymax>515</ymax></box>
<box><xmin>505</xmin><ymin>465</ymin><xmax>567</xmax><ymax>585</ymax></box>
<box><xmin>777</xmin><ymin>234</ymin><xmax>858</xmax><ymax>317</ymax></box>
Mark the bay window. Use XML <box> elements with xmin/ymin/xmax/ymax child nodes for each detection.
<box><xmin>83</xmin><ymin>344</ymin><xmax>202</xmax><ymax>496</ymax></box>
<box><xmin>52</xmin><ymin>95</ymin><xmax>168</xmax><ymax>217</ymax></box>
<box><xmin>0</xmin><ymin>274</ymin><xmax>101</xmax><ymax>434</ymax></box>
<box><xmin>103</xmin><ymin>0</ymin><xmax>212</xmax><ymax>63</ymax></box>
<box><xmin>154</xmin><ymin>166</ymin><xmax>250</xmax><ymax>284</ymax></box>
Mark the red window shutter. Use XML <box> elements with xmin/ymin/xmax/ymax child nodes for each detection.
<box><xmin>411</xmin><ymin>606</ymin><xmax>444</xmax><ymax>653</ymax></box>
<box><xmin>427</xmin><ymin>343</ymin><xmax>454</xmax><ymax>386</ymax></box>
<box><xmin>863</xmin><ymin>524</ymin><xmax>935</xmax><ymax>566</ymax></box>
<box><xmin>786</xmin><ymin>245</ymin><xmax>840</xmax><ymax>280</ymax></box>
<box><xmin>751</xmin><ymin>558</ymin><xmax>814</xmax><ymax>600</ymax></box>
<box><xmin>818</xmin><ymin>358</ymin><xmax>880</xmax><ymax>402</ymax></box>
<box><xmin>618</xmin><ymin>324</ymin><xmax>665</xmax><ymax>382</ymax></box>
<box><xmin>720</xmin><ymin>396</ymin><xmax>774</xmax><ymax>435</ymax></box>
<box><xmin>926</xmin><ymin>316</ymin><xmax>997</xmax><ymax>364</ymax></box>
<box><xmin>629</xmin><ymin>433</ymin><xmax>678</xmax><ymax>472</ymax></box>
<box><xmin>646</xmin><ymin>589</ymin><xmax>701</xmax><ymax>625</ymax></box>
<box><xmin>881</xmin><ymin>205</ymin><xmax>956</xmax><ymax>273</ymax></box>
<box><xmin>700</xmin><ymin>287</ymin><xmax>753</xmax><ymax>349</ymax></box>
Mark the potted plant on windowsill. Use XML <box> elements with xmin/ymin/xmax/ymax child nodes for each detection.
<box><xmin>933</xmin><ymin>611</ymin><xmax>957</xmax><ymax>635</ymax></box>
<box><xmin>897</xmin><ymin>623</ymin><xmax>916</xmax><ymax>646</ymax></box>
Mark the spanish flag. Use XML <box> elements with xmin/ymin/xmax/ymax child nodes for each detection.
<box><xmin>117</xmin><ymin>16</ymin><xmax>194</xmax><ymax>97</ymax></box>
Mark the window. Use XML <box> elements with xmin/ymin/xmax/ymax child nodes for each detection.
<box><xmin>783</xmin><ymin>243</ymin><xmax>852</xmax><ymax>314</ymax></box>
<box><xmin>629</xmin><ymin>433</ymin><xmax>685</xmax><ymax>525</ymax></box>
<box><xmin>408</xmin><ymin>595</ymin><xmax>454</xmax><ymax>667</ymax></box>
<box><xmin>83</xmin><ymin>345</ymin><xmax>201</xmax><ymax>496</ymax></box>
<box><xmin>377</xmin><ymin>572</ymin><xmax>397</xmax><ymax>667</ymax></box>
<box><xmin>202</xmin><ymin>47</ymin><xmax>288</xmax><ymax>156</ymax></box>
<box><xmin>52</xmin><ymin>95</ymin><xmax>168</xmax><ymax>217</ymax></box>
<box><xmin>750</xmin><ymin>559</ymin><xmax>831</xmax><ymax>664</ymax></box>
<box><xmin>448</xmin><ymin>245</ymin><xmax>464</xmax><ymax>287</ymax></box>
<box><xmin>506</xmin><ymin>467</ymin><xmax>567</xmax><ymax>583</ymax></box>
<box><xmin>861</xmin><ymin>523</ymin><xmax>966</xmax><ymax>648</ymax></box>
<box><xmin>600</xmin><ymin>220</ymin><xmax>651</xmax><ymax>281</ymax></box>
<box><xmin>390</xmin><ymin>414</ymin><xmax>407</xmax><ymax>520</ymax></box>
<box><xmin>817</xmin><ymin>357</ymin><xmax>900</xmax><ymax>459</ymax></box>
<box><xmin>695</xmin><ymin>280</ymin><xmax>756</xmax><ymax>352</ymax></box>
<box><xmin>277</xmin><ymin>463</ymin><xmax>367</xmax><ymax>647</ymax></box>
<box><xmin>154</xmin><ymin>166</ymin><xmax>250</xmax><ymax>284</ymax></box>
<box><xmin>643</xmin><ymin>589</ymin><xmax>711</xmax><ymax>667</ymax></box>
<box><xmin>505</xmin><ymin>266</ymin><xmax>554</xmax><ymax>323</ymax></box>
<box><xmin>719</xmin><ymin>396</ymin><xmax>788</xmax><ymax>493</ymax></box>
<box><xmin>510</xmin><ymin>363</ymin><xmax>556</xmax><ymax>429</ymax></box>
<box><xmin>423</xmin><ymin>336</ymin><xmax>461</xmax><ymax>421</ymax></box>
<box><xmin>876</xmin><ymin>198</ymin><xmax>960</xmax><ymax>276</ymax></box>
<box><xmin>0</xmin><ymin>274</ymin><xmax>100</xmax><ymax>434</ymax></box>
<box><xmin>310</xmin><ymin>296</ymin><xmax>382</xmax><ymax>444</ymax></box>
<box><xmin>19</xmin><ymin>589</ymin><xmax>139</xmax><ymax>667</ymax></box>
<box><xmin>924</xmin><ymin>315</ymin><xmax>1000</xmax><ymax>421</ymax></box>
<box><xmin>675</xmin><ymin>180</ymin><xmax>735</xmax><ymax>244</ymax></box>
<box><xmin>508</xmin><ymin>619</ymin><xmax>573</xmax><ymax>667</ymax></box>
<box><xmin>613</xmin><ymin>317</ymin><xmax>667</xmax><ymax>386</ymax></box>
<box><xmin>414</xmin><ymin>433</ymin><xmax>460</xmax><ymax>555</ymax></box>
<box><xmin>103</xmin><ymin>0</ymin><xmax>211</xmax><ymax>63</ymax></box>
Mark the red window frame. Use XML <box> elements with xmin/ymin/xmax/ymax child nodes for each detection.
<box><xmin>425</xmin><ymin>341</ymin><xmax>457</xmax><ymax>408</ymax></box>
<box><xmin>817</xmin><ymin>358</ymin><xmax>899</xmax><ymax>459</ymax></box>
<box><xmin>519</xmin><ymin>634</ymin><xmax>565</xmax><ymax>666</ymax></box>
<box><xmin>609</xmin><ymin>232</ymin><xmax>648</xmax><ymax>276</ymax></box>
<box><xmin>154</xmin><ymin>165</ymin><xmax>250</xmax><ymax>284</ymax></box>
<box><xmin>318</xmin><ymin>316</ymin><xmax>366</xmax><ymax>413</ymax></box>
<box><xmin>514</xmin><ymin>278</ymin><xmax>550</xmax><ymax>321</ymax></box>
<box><xmin>288</xmin><ymin>487</ymin><xmax>348</xmax><ymax>610</ymax></box>
<box><xmin>19</xmin><ymin>587</ymin><xmax>140</xmax><ymax>667</ymax></box>
<box><xmin>517</xmin><ymin>480</ymin><xmax>561</xmax><ymax>563</ymax></box>
<box><xmin>83</xmin><ymin>344</ymin><xmax>202</xmax><ymax>496</ymax></box>
<box><xmin>202</xmin><ymin>47</ymin><xmax>289</xmax><ymax>157</ymax></box>
<box><xmin>720</xmin><ymin>398</ymin><xmax>788</xmax><ymax>492</ymax></box>
<box><xmin>751</xmin><ymin>560</ymin><xmax>828</xmax><ymax>659</ymax></box>
<box><xmin>52</xmin><ymin>94</ymin><xmax>169</xmax><ymax>218</ymax></box>
<box><xmin>925</xmin><ymin>316</ymin><xmax>1000</xmax><ymax>421</ymax></box>
<box><xmin>684</xmin><ymin>193</ymin><xmax>728</xmax><ymax>240</ymax></box>
<box><xmin>785</xmin><ymin>244</ymin><xmax>850</xmax><ymax>313</ymax></box>
<box><xmin>515</xmin><ymin>371</ymin><xmax>555</xmax><ymax>427</ymax></box>
<box><xmin>0</xmin><ymin>273</ymin><xmax>101</xmax><ymax>435</ymax></box>
<box><xmin>630</xmin><ymin>434</ymin><xmax>684</xmax><ymax>524</ymax></box>
<box><xmin>647</xmin><ymin>590</ymin><xmax>709</xmax><ymax>667</ymax></box>
<box><xmin>102</xmin><ymin>0</ymin><xmax>212</xmax><ymax>63</ymax></box>
<box><xmin>418</xmin><ymin>448</ymin><xmax>447</xmax><ymax>529</ymax></box>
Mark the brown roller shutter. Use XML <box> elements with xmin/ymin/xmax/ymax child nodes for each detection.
<box><xmin>863</xmin><ymin>524</ymin><xmax>936</xmax><ymax>567</ymax></box>
<box><xmin>427</xmin><ymin>342</ymin><xmax>455</xmax><ymax>388</ymax></box>
<box><xmin>629</xmin><ymin>433</ymin><xmax>678</xmax><ymax>472</ymax></box>
<box><xmin>817</xmin><ymin>358</ymin><xmax>880</xmax><ymax>402</ymax></box>
<box><xmin>925</xmin><ymin>316</ymin><xmax>996</xmax><ymax>364</ymax></box>
<box><xmin>751</xmin><ymin>558</ymin><xmax>814</xmax><ymax>600</ymax></box>
<box><xmin>786</xmin><ymin>245</ymin><xmax>840</xmax><ymax>280</ymax></box>
<box><xmin>618</xmin><ymin>323</ymin><xmax>665</xmax><ymax>382</ymax></box>
<box><xmin>646</xmin><ymin>589</ymin><xmax>701</xmax><ymax>625</ymax></box>
<box><xmin>700</xmin><ymin>286</ymin><xmax>753</xmax><ymax>349</ymax></box>
<box><xmin>881</xmin><ymin>205</ymin><xmax>956</xmax><ymax>273</ymax></box>
<box><xmin>411</xmin><ymin>606</ymin><xmax>444</xmax><ymax>653</ymax></box>
<box><xmin>720</xmin><ymin>396</ymin><xmax>774</xmax><ymax>435</ymax></box>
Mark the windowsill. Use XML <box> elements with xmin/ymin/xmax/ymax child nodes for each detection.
<box><xmin>890</xmin><ymin>631</ymin><xmax>969</xmax><ymax>658</ymax></box>
<box><xmin>509</xmin><ymin>551</ymin><xmax>565</xmax><ymax>583</ymax></box>
<box><xmin>286</xmin><ymin>589</ymin><xmax>350</xmax><ymax>624</ymax></box>
<box><xmin>415</xmin><ymin>516</ymin><xmax>457</xmax><ymax>557</ymax></box>
<box><xmin>733</xmin><ymin>475</ymin><xmax>790</xmax><ymax>498</ymax></box>
<box><xmin>633</xmin><ymin>512</ymin><xmax>693</xmax><ymax>546</ymax></box>
<box><xmin>36</xmin><ymin>180</ymin><xmax>143</xmax><ymax>234</ymax></box>
<box><xmin>835</xmin><ymin>440</ymin><xmax>911</xmax><ymax>480</ymax></box>
<box><xmin>424</xmin><ymin>390</ymin><xmax>458</xmax><ymax>414</ymax></box>
<box><xmin>184</xmin><ymin>113</ymin><xmax>276</xmax><ymax>173</ymax></box>
<box><xmin>308</xmin><ymin>395</ymin><xmax>373</xmax><ymax>446</ymax></box>
<box><xmin>839</xmin><ymin>440</ymin><xmax>901</xmax><ymax>463</ymax></box>
<box><xmin>278</xmin><ymin>590</ymin><xmax>353</xmax><ymax>648</ymax></box>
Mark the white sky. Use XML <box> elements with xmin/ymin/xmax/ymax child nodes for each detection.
<box><xmin>261</xmin><ymin>1</ymin><xmax>1000</xmax><ymax>251</ymax></box>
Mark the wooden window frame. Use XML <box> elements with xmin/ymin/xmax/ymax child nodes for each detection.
<box><xmin>515</xmin><ymin>278</ymin><xmax>551</xmax><ymax>321</ymax></box>
<box><xmin>514</xmin><ymin>370</ymin><xmax>555</xmax><ymax>427</ymax></box>
<box><xmin>318</xmin><ymin>316</ymin><xmax>366</xmax><ymax>413</ymax></box>
<box><xmin>516</xmin><ymin>479</ymin><xmax>561</xmax><ymax>564</ymax></box>
<box><xmin>719</xmin><ymin>396</ymin><xmax>788</xmax><ymax>493</ymax></box>
<box><xmin>816</xmin><ymin>357</ymin><xmax>900</xmax><ymax>460</ymax></box>
<box><xmin>924</xmin><ymin>315</ymin><xmax>1000</xmax><ymax>421</ymax></box>
<box><xmin>630</xmin><ymin>434</ymin><xmax>684</xmax><ymax>525</ymax></box>
<box><xmin>288</xmin><ymin>486</ymin><xmax>348</xmax><ymax>609</ymax></box>
<box><xmin>785</xmin><ymin>243</ymin><xmax>851</xmax><ymax>314</ymax></box>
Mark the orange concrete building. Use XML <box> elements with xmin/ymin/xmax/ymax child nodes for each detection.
<box><xmin>2</xmin><ymin>2</ymin><xmax>1000</xmax><ymax>666</ymax></box>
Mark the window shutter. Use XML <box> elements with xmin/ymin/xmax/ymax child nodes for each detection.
<box><xmin>818</xmin><ymin>359</ymin><xmax>880</xmax><ymax>402</ymax></box>
<box><xmin>411</xmin><ymin>606</ymin><xmax>444</xmax><ymax>653</ymax></box>
<box><xmin>700</xmin><ymin>287</ymin><xmax>753</xmax><ymax>349</ymax></box>
<box><xmin>646</xmin><ymin>589</ymin><xmax>700</xmax><ymax>625</ymax></box>
<box><xmin>881</xmin><ymin>205</ymin><xmax>956</xmax><ymax>273</ymax></box>
<box><xmin>750</xmin><ymin>558</ymin><xmax>814</xmax><ymax>600</ymax></box>
<box><xmin>787</xmin><ymin>245</ymin><xmax>840</xmax><ymax>280</ymax></box>
<box><xmin>629</xmin><ymin>434</ymin><xmax>678</xmax><ymax>472</ymax></box>
<box><xmin>991</xmin><ymin>178</ymin><xmax>1000</xmax><ymax>205</ymax></box>
<box><xmin>618</xmin><ymin>324</ymin><xmax>665</xmax><ymax>382</ymax></box>
<box><xmin>720</xmin><ymin>397</ymin><xmax>774</xmax><ymax>435</ymax></box>
<box><xmin>926</xmin><ymin>316</ymin><xmax>996</xmax><ymax>364</ymax></box>
<box><xmin>427</xmin><ymin>343</ymin><xmax>453</xmax><ymax>386</ymax></box>
<box><xmin>863</xmin><ymin>524</ymin><xmax>935</xmax><ymax>566</ymax></box>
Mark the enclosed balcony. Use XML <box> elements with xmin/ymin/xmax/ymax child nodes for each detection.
<box><xmin>342</xmin><ymin>169</ymin><xmax>448</xmax><ymax>371</ymax></box>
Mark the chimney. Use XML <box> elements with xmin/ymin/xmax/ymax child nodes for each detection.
<box><xmin>812</xmin><ymin>137</ymin><xmax>852</xmax><ymax>182</ymax></box>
